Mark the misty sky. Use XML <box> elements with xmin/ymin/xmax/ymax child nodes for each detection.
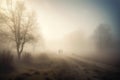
<box><xmin>27</xmin><ymin>0</ymin><xmax>120</xmax><ymax>51</ymax></box>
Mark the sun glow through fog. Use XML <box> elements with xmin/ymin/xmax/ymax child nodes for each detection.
<box><xmin>37</xmin><ymin>5</ymin><xmax>106</xmax><ymax>40</ymax></box>
<box><xmin>26</xmin><ymin>0</ymin><xmax>111</xmax><ymax>53</ymax></box>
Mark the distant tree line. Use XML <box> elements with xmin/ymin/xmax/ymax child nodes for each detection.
<box><xmin>93</xmin><ymin>24</ymin><xmax>120</xmax><ymax>54</ymax></box>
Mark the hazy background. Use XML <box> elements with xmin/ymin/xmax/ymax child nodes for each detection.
<box><xmin>16</xmin><ymin>0</ymin><xmax>120</xmax><ymax>56</ymax></box>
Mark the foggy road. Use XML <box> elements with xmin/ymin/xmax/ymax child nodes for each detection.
<box><xmin>27</xmin><ymin>53</ymin><xmax>120</xmax><ymax>80</ymax></box>
<box><xmin>45</xmin><ymin>53</ymin><xmax>120</xmax><ymax>80</ymax></box>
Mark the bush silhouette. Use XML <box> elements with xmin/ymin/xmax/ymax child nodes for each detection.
<box><xmin>22</xmin><ymin>52</ymin><xmax>32</xmax><ymax>64</ymax></box>
<box><xmin>0</xmin><ymin>50</ymin><xmax>14</xmax><ymax>73</ymax></box>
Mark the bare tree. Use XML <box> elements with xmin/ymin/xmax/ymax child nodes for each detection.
<box><xmin>0</xmin><ymin>0</ymin><xmax>38</xmax><ymax>60</ymax></box>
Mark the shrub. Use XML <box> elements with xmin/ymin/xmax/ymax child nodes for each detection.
<box><xmin>22</xmin><ymin>52</ymin><xmax>32</xmax><ymax>64</ymax></box>
<box><xmin>0</xmin><ymin>50</ymin><xmax>14</xmax><ymax>73</ymax></box>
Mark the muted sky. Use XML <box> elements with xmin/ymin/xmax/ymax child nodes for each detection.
<box><xmin>27</xmin><ymin>0</ymin><xmax>117</xmax><ymax>39</ymax></box>
<box><xmin>26</xmin><ymin>0</ymin><xmax>120</xmax><ymax>51</ymax></box>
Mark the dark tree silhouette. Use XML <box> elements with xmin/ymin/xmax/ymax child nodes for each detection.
<box><xmin>93</xmin><ymin>24</ymin><xmax>114</xmax><ymax>53</ymax></box>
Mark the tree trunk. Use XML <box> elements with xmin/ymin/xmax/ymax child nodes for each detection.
<box><xmin>17</xmin><ymin>47</ymin><xmax>21</xmax><ymax>60</ymax></box>
<box><xmin>18</xmin><ymin>53</ymin><xmax>21</xmax><ymax>60</ymax></box>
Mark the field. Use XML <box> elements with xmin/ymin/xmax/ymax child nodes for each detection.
<box><xmin>0</xmin><ymin>52</ymin><xmax>119</xmax><ymax>80</ymax></box>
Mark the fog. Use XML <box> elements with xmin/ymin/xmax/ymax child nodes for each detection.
<box><xmin>25</xmin><ymin>0</ymin><xmax>113</xmax><ymax>55</ymax></box>
<box><xmin>0</xmin><ymin>0</ymin><xmax>120</xmax><ymax>80</ymax></box>
<box><xmin>0</xmin><ymin>0</ymin><xmax>118</xmax><ymax>56</ymax></box>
